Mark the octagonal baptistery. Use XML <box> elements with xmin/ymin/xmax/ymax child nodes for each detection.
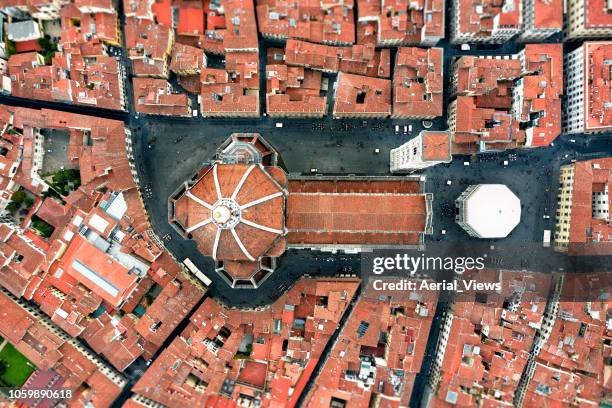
<box><xmin>169</xmin><ymin>136</ymin><xmax>288</xmax><ymax>288</ymax></box>
<box><xmin>455</xmin><ymin>184</ymin><xmax>521</xmax><ymax>239</ymax></box>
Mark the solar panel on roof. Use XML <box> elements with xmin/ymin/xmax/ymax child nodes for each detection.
<box><xmin>357</xmin><ymin>321</ymin><xmax>369</xmax><ymax>337</ymax></box>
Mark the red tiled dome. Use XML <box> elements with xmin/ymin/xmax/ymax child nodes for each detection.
<box><xmin>173</xmin><ymin>163</ymin><xmax>287</xmax><ymax>262</ymax></box>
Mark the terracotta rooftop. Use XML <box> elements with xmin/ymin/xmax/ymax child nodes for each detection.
<box><xmin>70</xmin><ymin>55</ymin><xmax>125</xmax><ymax>110</ymax></box>
<box><xmin>584</xmin><ymin>42</ymin><xmax>612</xmax><ymax>132</ymax></box>
<box><xmin>256</xmin><ymin>0</ymin><xmax>355</xmax><ymax>45</ymax></box>
<box><xmin>564</xmin><ymin>157</ymin><xmax>612</xmax><ymax>256</ymax></box>
<box><xmin>305</xmin><ymin>278</ymin><xmax>438</xmax><ymax>407</ymax></box>
<box><xmin>134</xmin><ymin>277</ymin><xmax>204</xmax><ymax>351</ymax></box>
<box><xmin>80</xmin><ymin>312</ymin><xmax>145</xmax><ymax>371</ymax></box>
<box><xmin>223</xmin><ymin>0</ymin><xmax>259</xmax><ymax>52</ymax></box>
<box><xmin>451</xmin><ymin>46</ymin><xmax>563</xmax><ymax>151</ymax></box>
<box><xmin>451</xmin><ymin>50</ymin><xmax>562</xmax><ymax>152</ymax></box>
<box><xmin>170</xmin><ymin>43</ymin><xmax>206</xmax><ymax>74</ymax></box>
<box><xmin>0</xmin><ymin>289</ymin><xmax>125</xmax><ymax>406</ymax></box>
<box><xmin>133</xmin><ymin>277</ymin><xmax>360</xmax><ymax>407</ymax></box>
<box><xmin>133</xmin><ymin>77</ymin><xmax>192</xmax><ymax>117</ymax></box>
<box><xmin>453</xmin><ymin>56</ymin><xmax>521</xmax><ymax>97</ymax></box>
<box><xmin>78</xmin><ymin>11</ymin><xmax>121</xmax><ymax>45</ymax></box>
<box><xmin>3</xmin><ymin>105</ymin><xmax>149</xmax><ymax>237</ymax></box>
<box><xmin>266</xmin><ymin>65</ymin><xmax>328</xmax><ymax>117</ymax></box>
<box><xmin>452</xmin><ymin>96</ymin><xmax>525</xmax><ymax>154</ymax></box>
<box><xmin>0</xmin><ymin>119</ymin><xmax>21</xmax><ymax>199</ymax></box>
<box><xmin>285</xmin><ymin>39</ymin><xmax>391</xmax><ymax>78</ymax></box>
<box><xmin>286</xmin><ymin>178</ymin><xmax>429</xmax><ymax>246</ymax></box>
<box><xmin>237</xmin><ymin>360</ymin><xmax>268</xmax><ymax>389</ymax></box>
<box><xmin>524</xmin><ymin>361</ymin><xmax>598</xmax><ymax>406</ymax></box>
<box><xmin>4</xmin><ymin>3</ymin><xmax>127</xmax><ymax>110</ymax></box>
<box><xmin>286</xmin><ymin>194</ymin><xmax>427</xmax><ymax>232</ymax></box>
<box><xmin>532</xmin><ymin>0</ymin><xmax>562</xmax><ymax>29</ymax></box>
<box><xmin>8</xmin><ymin>52</ymin><xmax>61</xmax><ymax>103</ymax></box>
<box><xmin>518</xmin><ymin>44</ymin><xmax>563</xmax><ymax>147</ymax></box>
<box><xmin>125</xmin><ymin>18</ymin><xmax>173</xmax><ymax>77</ymax></box>
<box><xmin>432</xmin><ymin>270</ymin><xmax>552</xmax><ymax>406</ymax></box>
<box><xmin>422</xmin><ymin>131</ymin><xmax>452</xmax><ymax>161</ymax></box>
<box><xmin>8</xmin><ymin>50</ymin><xmax>125</xmax><ymax>111</ymax></box>
<box><xmin>524</xmin><ymin>275</ymin><xmax>610</xmax><ymax>407</ymax></box>
<box><xmin>0</xmin><ymin>105</ymin><xmax>204</xmax><ymax>379</ymax></box>
<box><xmin>197</xmin><ymin>0</ymin><xmax>226</xmax><ymax>54</ymax></box>
<box><xmin>152</xmin><ymin>0</ymin><xmax>173</xmax><ymax>27</ymax></box>
<box><xmin>177</xmin><ymin>5</ymin><xmax>204</xmax><ymax>36</ymax></box>
<box><xmin>332</xmin><ymin>72</ymin><xmax>392</xmax><ymax>117</ymax></box>
<box><xmin>52</xmin><ymin>235</ymin><xmax>140</xmax><ymax>307</ymax></box>
<box><xmin>35</xmin><ymin>198</ymin><xmax>74</xmax><ymax>229</ymax></box>
<box><xmin>456</xmin><ymin>0</ymin><xmax>521</xmax><ymax>37</ymax></box>
<box><xmin>171</xmin><ymin>163</ymin><xmax>287</xmax><ymax>262</ymax></box>
<box><xmin>585</xmin><ymin>0</ymin><xmax>612</xmax><ymax>28</ymax></box>
<box><xmin>0</xmin><ymin>225</ymin><xmax>46</xmax><ymax>298</ymax></box>
<box><xmin>74</xmin><ymin>0</ymin><xmax>115</xmax><ymax>13</ymax></box>
<box><xmin>393</xmin><ymin>47</ymin><xmax>443</xmax><ymax>118</ymax></box>
<box><xmin>123</xmin><ymin>0</ymin><xmax>154</xmax><ymax>20</ymax></box>
<box><xmin>266</xmin><ymin>48</ymin><xmax>328</xmax><ymax>117</ymax></box>
<box><xmin>377</xmin><ymin>0</ymin><xmax>445</xmax><ymax>45</ymax></box>
<box><xmin>200</xmin><ymin>52</ymin><xmax>260</xmax><ymax>116</ymax></box>
<box><xmin>178</xmin><ymin>0</ymin><xmax>257</xmax><ymax>53</ymax></box>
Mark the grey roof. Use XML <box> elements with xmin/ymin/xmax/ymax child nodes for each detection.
<box><xmin>7</xmin><ymin>20</ymin><xmax>41</xmax><ymax>42</ymax></box>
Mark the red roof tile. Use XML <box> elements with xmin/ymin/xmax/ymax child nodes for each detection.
<box><xmin>133</xmin><ymin>77</ymin><xmax>192</xmax><ymax>116</ymax></box>
<box><xmin>456</xmin><ymin>0</ymin><xmax>520</xmax><ymax>38</ymax></box>
<box><xmin>332</xmin><ymin>72</ymin><xmax>391</xmax><ymax>117</ymax></box>
<box><xmin>377</xmin><ymin>0</ymin><xmax>445</xmax><ymax>45</ymax></box>
<box><xmin>305</xmin><ymin>279</ymin><xmax>438</xmax><ymax>407</ymax></box>
<box><xmin>585</xmin><ymin>0</ymin><xmax>612</xmax><ymax>28</ymax></box>
<box><xmin>565</xmin><ymin>158</ymin><xmax>612</xmax><ymax>255</ymax></box>
<box><xmin>170</xmin><ymin>43</ymin><xmax>205</xmax><ymax>74</ymax></box>
<box><xmin>266</xmin><ymin>55</ymin><xmax>328</xmax><ymax>117</ymax></box>
<box><xmin>178</xmin><ymin>6</ymin><xmax>205</xmax><ymax>35</ymax></box>
<box><xmin>171</xmin><ymin>163</ymin><xmax>287</xmax><ymax>262</ymax></box>
<box><xmin>133</xmin><ymin>278</ymin><xmax>360</xmax><ymax>407</ymax></box>
<box><xmin>0</xmin><ymin>290</ymin><xmax>125</xmax><ymax>404</ymax></box>
<box><xmin>257</xmin><ymin>0</ymin><xmax>355</xmax><ymax>45</ymax></box>
<box><xmin>533</xmin><ymin>0</ymin><xmax>562</xmax><ymax>29</ymax></box>
<box><xmin>422</xmin><ymin>131</ymin><xmax>452</xmax><ymax>161</ymax></box>
<box><xmin>584</xmin><ymin>42</ymin><xmax>612</xmax><ymax>132</ymax></box>
<box><xmin>285</xmin><ymin>39</ymin><xmax>390</xmax><ymax>77</ymax></box>
<box><xmin>53</xmin><ymin>235</ymin><xmax>140</xmax><ymax>307</ymax></box>
<box><xmin>286</xmin><ymin>178</ymin><xmax>428</xmax><ymax>245</ymax></box>
<box><xmin>200</xmin><ymin>52</ymin><xmax>260</xmax><ymax>116</ymax></box>
<box><xmin>393</xmin><ymin>47</ymin><xmax>443</xmax><ymax>118</ymax></box>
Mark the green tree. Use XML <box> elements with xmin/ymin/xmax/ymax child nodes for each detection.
<box><xmin>37</xmin><ymin>35</ymin><xmax>57</xmax><ymax>65</ymax></box>
<box><xmin>31</xmin><ymin>216</ymin><xmax>54</xmax><ymax>238</ymax></box>
<box><xmin>6</xmin><ymin>201</ymin><xmax>18</xmax><ymax>214</ymax></box>
<box><xmin>11</xmin><ymin>191</ymin><xmax>26</xmax><ymax>204</ymax></box>
<box><xmin>4</xmin><ymin>40</ymin><xmax>16</xmax><ymax>58</ymax></box>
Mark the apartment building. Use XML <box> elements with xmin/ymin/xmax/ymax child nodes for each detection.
<box><xmin>566</xmin><ymin>0</ymin><xmax>612</xmax><ymax>39</ymax></box>
<box><xmin>392</xmin><ymin>47</ymin><xmax>443</xmax><ymax>119</ymax></box>
<box><xmin>519</xmin><ymin>0</ymin><xmax>562</xmax><ymax>40</ymax></box>
<box><xmin>563</xmin><ymin>42</ymin><xmax>612</xmax><ymax>134</ymax></box>
<box><xmin>554</xmin><ymin>157</ymin><xmax>612</xmax><ymax>255</ymax></box>
<box><xmin>451</xmin><ymin>0</ymin><xmax>522</xmax><ymax>43</ymax></box>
